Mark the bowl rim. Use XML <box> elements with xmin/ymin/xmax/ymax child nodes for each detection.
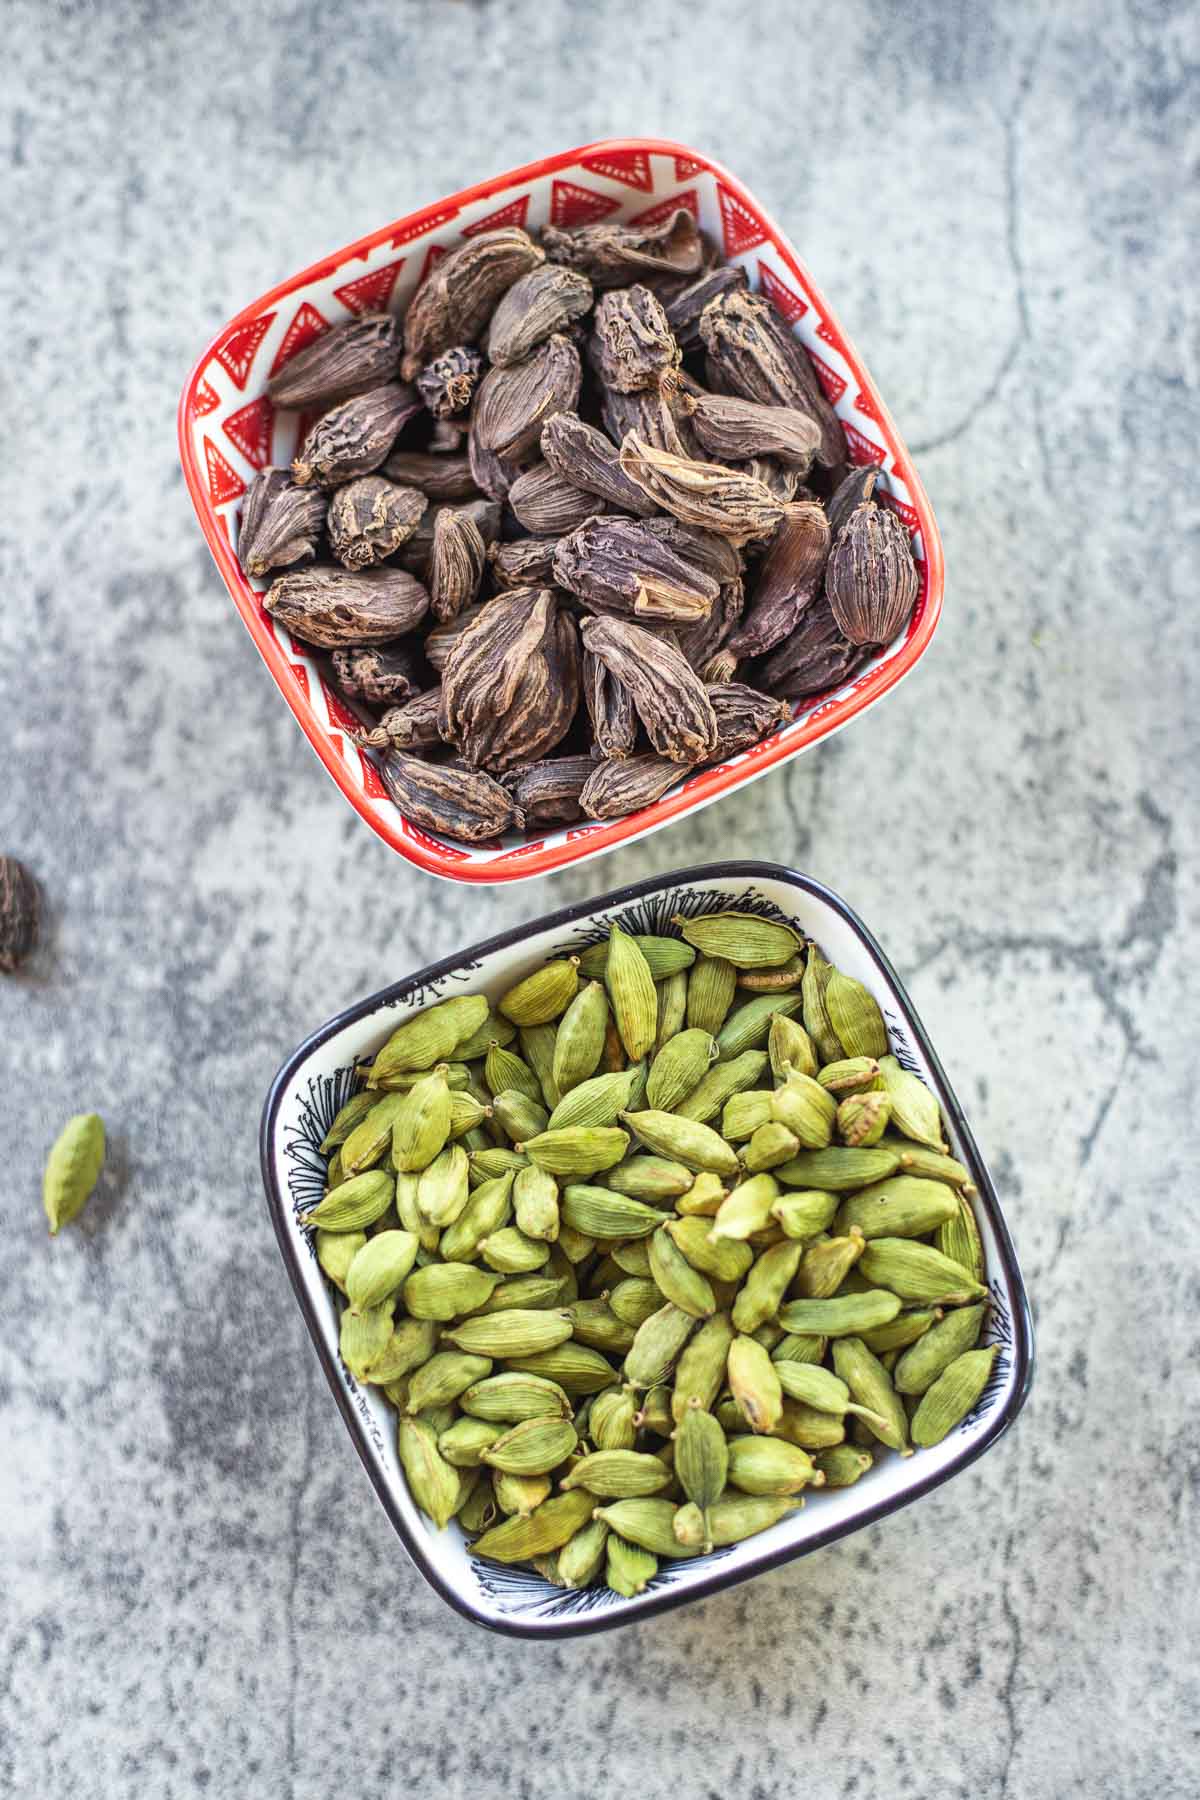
<box><xmin>259</xmin><ymin>859</ymin><xmax>1034</xmax><ymax>1637</ymax></box>
<box><xmin>180</xmin><ymin>136</ymin><xmax>945</xmax><ymax>886</ymax></box>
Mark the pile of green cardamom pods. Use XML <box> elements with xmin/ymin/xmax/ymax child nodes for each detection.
<box><xmin>307</xmin><ymin>909</ymin><xmax>996</xmax><ymax>1596</ymax></box>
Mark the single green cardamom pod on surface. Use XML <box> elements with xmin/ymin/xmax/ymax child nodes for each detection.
<box><xmin>439</xmin><ymin>1171</ymin><xmax>515</xmax><ymax>1261</ymax></box>
<box><xmin>648</xmin><ymin>1226</ymin><xmax>717</xmax><ymax>1319</ymax></box>
<box><xmin>478</xmin><ymin>1225</ymin><xmax>550</xmax><ymax>1274</ymax></box>
<box><xmin>775</xmin><ymin>1146</ymin><xmax>901</xmax><ymax>1192</ymax></box>
<box><xmin>725</xmin><ymin>1435</ymin><xmax>821</xmax><ymax>1496</ymax></box>
<box><xmin>469</xmin><ymin>1147</ymin><xmax>529</xmax><ymax>1184</ymax></box>
<box><xmin>519</xmin><ymin>1125</ymin><xmax>630</xmax><ymax>1177</ymax></box>
<box><xmin>561</xmin><ymin>1449</ymin><xmax>672</xmax><ymax>1497</ymax></box>
<box><xmin>686</xmin><ymin>954</ymin><xmax>738</xmax><ymax>1036</ymax></box>
<box><xmin>894</xmin><ymin>1302</ymin><xmax>987</xmax><ymax>1395</ymax></box>
<box><xmin>879</xmin><ymin>1135</ymin><xmax>970</xmax><ymax>1187</ymax></box>
<box><xmin>722</xmin><ymin>1090</ymin><xmax>773</xmax><ymax>1141</ymax></box>
<box><xmin>875</xmin><ymin>1056</ymin><xmax>946</xmax><ymax>1151</ymax></box>
<box><xmin>319</xmin><ymin>1090</ymin><xmax>376</xmax><ymax>1153</ymax></box>
<box><xmin>770</xmin><ymin>1188</ymin><xmax>840</xmax><ymax>1240</ymax></box>
<box><xmin>442</xmin><ymin>1307</ymin><xmax>572</xmax><ymax>1357</ymax></box>
<box><xmin>373</xmin><ymin>994</ymin><xmax>489</xmax><ymax>1081</ymax></box>
<box><xmin>479</xmin><ymin>1274</ymin><xmax>568</xmax><ymax>1312</ymax></box>
<box><xmin>738</xmin><ymin>953</ymin><xmax>807</xmax><ymax>992</ymax></box>
<box><xmin>605</xmin><ymin>923</ymin><xmax>658</xmax><ymax>1063</ymax></box>
<box><xmin>512</xmin><ymin>1164</ymin><xmax>560</xmax><ymax>1242</ymax></box>
<box><xmin>605</xmin><ymin>1532</ymin><xmax>659</xmax><ymax>1596</ymax></box>
<box><xmin>364</xmin><ymin>1315</ymin><xmax>438</xmax><ymax>1386</ymax></box>
<box><xmin>366</xmin><ymin>1060</ymin><xmax>473</xmax><ymax>1093</ymax></box>
<box><xmin>460</xmin><ymin>1371</ymin><xmax>572</xmax><ymax>1422</ymax></box>
<box><xmin>815</xmin><ymin>1445</ymin><xmax>874</xmax><ymax>1486</ymax></box>
<box><xmin>558</xmin><ymin>1515</ymin><xmax>611</xmax><ymax>1588</ymax></box>
<box><xmin>676</xmin><ymin>1050</ymin><xmax>769</xmax><ymax>1125</ymax></box>
<box><xmin>770</xmin><ymin>1071</ymin><xmax>837</xmax><ymax>1147</ymax></box>
<box><xmin>623</xmin><ymin>1302</ymin><xmax>697</xmax><ymax>1388</ymax></box>
<box><xmin>397</xmin><ymin>1415</ymin><xmax>461</xmax><ymax>1529</ymax></box>
<box><xmin>645</xmin><ymin>1028</ymin><xmax>718</xmax><ymax>1111</ymax></box>
<box><xmin>731</xmin><ymin>1240</ymin><xmax>805</xmax><ymax>1332</ymax></box>
<box><xmin>708</xmin><ymin>1173</ymin><xmax>780</xmax><ymax>1243</ymax></box>
<box><xmin>773</xmin><ymin>1401</ymin><xmax>846</xmax><ymax>1450</ymax></box>
<box><xmin>716</xmin><ymin>993</ymin><xmax>804</xmax><ymax>1060</ymax></box>
<box><xmin>387</xmin><ymin>1068</ymin><xmax>453</xmax><ymax>1173</ymax></box>
<box><xmin>594</xmin><ymin>1499</ymin><xmax>699</xmax><ymax>1559</ymax></box>
<box><xmin>438</xmin><ymin>1416</ymin><xmax>506</xmax><ymax>1467</ymax></box>
<box><xmin>777</xmin><ymin>1290</ymin><xmax>903</xmax><ymax>1337</ymax></box>
<box><xmin>492</xmin><ymin>1470</ymin><xmax>552</xmax><ymax>1516</ymax></box>
<box><xmin>546</xmin><ymin>1068</ymin><xmax>639</xmax><ymax>1131</ymax></box>
<box><xmin>560</xmin><ymin>1183</ymin><xmax>664</xmax><ymax>1241</ymax></box>
<box><xmin>518</xmin><ymin>1023</ymin><xmax>563</xmax><ymax>1111</ymax></box>
<box><xmin>772</xmin><ymin>1359</ymin><xmax>889</xmax><ymax>1424</ymax></box>
<box><xmin>578</xmin><ymin>934</ymin><xmax>696</xmax><ymax>982</ymax></box>
<box><xmin>406</xmin><ymin>1350</ymin><xmax>492</xmax><ymax>1415</ymax></box>
<box><xmin>484</xmin><ymin>1043</ymin><xmax>544</xmax><ymax>1106</ymax></box>
<box><xmin>666</xmin><ymin>1215</ymin><xmax>754</xmax><ymax>1282</ymax></box>
<box><xmin>837</xmin><ymin>1091</ymin><xmax>891</xmax><ymax>1147</ymax></box>
<box><xmin>858</xmin><ymin>1307</ymin><xmax>942</xmax><ymax>1354</ymax></box>
<box><xmin>481</xmin><ymin>1415</ymin><xmax>579</xmax><ymax>1475</ymax></box>
<box><xmin>633</xmin><ymin>1384</ymin><xmax>674</xmax><ymax>1437</ymax></box>
<box><xmin>498</xmin><ymin>957</ymin><xmax>581</xmax><ymax>1027</ymax></box>
<box><xmin>936</xmin><ymin>1191</ymin><xmax>986</xmax><ymax>1283</ymax></box>
<box><xmin>471</xmin><ymin>1488</ymin><xmax>596</xmax><ymax>1562</ymax></box>
<box><xmin>911</xmin><ymin>1345</ymin><xmax>998</xmax><ymax>1447</ymax></box>
<box><xmin>698</xmin><ymin>1493</ymin><xmax>802</xmax><ymax>1546</ymax></box>
<box><xmin>621</xmin><ymin>1109</ymin><xmax>739</xmax><ymax>1176</ymax></box>
<box><xmin>771</xmin><ymin>1331</ymin><xmax>828</xmax><ymax>1366</ymax></box>
<box><xmin>727</xmin><ymin>1334</ymin><xmax>784</xmax><ymax>1433</ymax></box>
<box><xmin>589</xmin><ymin>1385</ymin><xmax>640</xmax><ymax>1450</ymax></box>
<box><xmin>551</xmin><ymin>980</ymin><xmax>610</xmax><ymax>1095</ymax></box>
<box><xmin>328</xmin><ymin>1100</ymin><xmax>409</xmax><ymax>1180</ymax></box>
<box><xmin>826</xmin><ymin>970</ymin><xmax>888</xmax><ymax>1060</ymax></box>
<box><xmin>800</xmin><ymin>945</ymin><xmax>842</xmax><ymax>1066</ymax></box>
<box><xmin>564</xmin><ymin>1298</ymin><xmax>636</xmax><ymax>1354</ymax></box>
<box><xmin>608</xmin><ymin>1277</ymin><xmax>665</xmax><ymax>1328</ymax></box>
<box><xmin>401</xmin><ymin>1261</ymin><xmax>501</xmax><ymax>1321</ymax></box>
<box><xmin>671</xmin><ymin>1313</ymin><xmax>735</xmax><ymax>1421</ymax></box>
<box><xmin>673</xmin><ymin>1400</ymin><xmax>728</xmax><ymax>1537</ymax></box>
<box><xmin>600</xmin><ymin>1154</ymin><xmax>693</xmax><ymax>1200</ymax></box>
<box><xmin>655</xmin><ymin>969</ymin><xmax>688</xmax><ymax>1054</ymax></box>
<box><xmin>830</xmin><ymin>1337</ymin><xmax>911</xmax><ymax>1453</ymax></box>
<box><xmin>741</xmin><ymin>1120</ymin><xmax>802</xmax><ymax>1173</ymax></box>
<box><xmin>675</xmin><ymin>1171</ymin><xmax>728</xmax><ymax>1217</ymax></box>
<box><xmin>340</xmin><ymin>1303</ymin><xmax>395</xmax><ymax>1381</ymax></box>
<box><xmin>344</xmin><ymin>1229</ymin><xmax>420</xmax><ymax>1309</ymax></box>
<box><xmin>611</xmin><ymin>1238</ymin><xmax>653</xmax><ymax>1276</ymax></box>
<box><xmin>448</xmin><ymin>1090</ymin><xmax>490</xmax><ymax>1139</ymax></box>
<box><xmin>304</xmin><ymin>1168</ymin><xmax>394</xmax><ymax>1232</ymax></box>
<box><xmin>817</xmin><ymin>1056</ymin><xmax>881</xmax><ymax>1095</ymax></box>
<box><xmin>415</xmin><ymin>1143</ymin><xmax>471</xmax><ymax>1228</ymax></box>
<box><xmin>455</xmin><ymin>1008</ymin><xmax>516</xmax><ymax>1062</ymax></box>
<box><xmin>316</xmin><ymin>1228</ymin><xmax>366</xmax><ymax>1294</ymax></box>
<box><xmin>504</xmin><ymin>1344</ymin><xmax>618</xmax><ymax>1395</ymax></box>
<box><xmin>834</xmin><ymin>1175</ymin><xmax>958</xmax><ymax>1242</ymax></box>
<box><xmin>492</xmin><ymin>1088</ymin><xmax>551</xmax><ymax>1142</ymax></box>
<box><xmin>769</xmin><ymin>1012</ymin><xmax>818</xmax><ymax>1082</ymax></box>
<box><xmin>858</xmin><ymin>1237</ymin><xmax>988</xmax><ymax>1305</ymax></box>
<box><xmin>675</xmin><ymin>910</ymin><xmax>802</xmax><ymax>969</ymax></box>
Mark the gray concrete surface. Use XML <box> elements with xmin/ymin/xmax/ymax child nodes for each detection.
<box><xmin>3</xmin><ymin>1</ymin><xmax>1198</xmax><ymax>1795</ymax></box>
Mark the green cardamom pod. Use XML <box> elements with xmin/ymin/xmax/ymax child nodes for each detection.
<box><xmin>605</xmin><ymin>1532</ymin><xmax>658</xmax><ymax>1596</ymax></box>
<box><xmin>561</xmin><ymin>1449</ymin><xmax>671</xmax><ymax>1497</ymax></box>
<box><xmin>910</xmin><ymin>1346</ymin><xmax>998</xmax><ymax>1446</ymax></box>
<box><xmin>438</xmin><ymin>1416</ymin><xmax>505</xmax><ymax>1468</ymax></box>
<box><xmin>826</xmin><ymin>969</ymin><xmax>888</xmax><ymax>1059</ymax></box>
<box><xmin>304</xmin><ymin>1168</ymin><xmax>394</xmax><ymax>1233</ymax></box>
<box><xmin>800</xmin><ymin>944</ymin><xmax>841</xmax><ymax>1065</ymax></box>
<box><xmin>829</xmin><ymin>1336</ymin><xmax>911</xmax><ymax>1453</ymax></box>
<box><xmin>770</xmin><ymin>1188</ymin><xmax>839</xmax><ymax>1240</ymax></box>
<box><xmin>405</xmin><ymin>1350</ymin><xmax>492</xmax><ymax>1414</ymax></box>
<box><xmin>468</xmin><ymin>1147</ymin><xmax>529</xmax><ymax>1184</ymax></box>
<box><xmin>645</xmin><ymin>1028</ymin><xmax>718</xmax><ymax>1112</ymax></box>
<box><xmin>388</xmin><ymin>1068</ymin><xmax>453</xmax><ymax>1172</ymax></box>
<box><xmin>460</xmin><ymin>1371</ymin><xmax>572</xmax><ymax>1422</ymax></box>
<box><xmin>481</xmin><ymin>1415</ymin><xmax>579</xmax><ymax>1475</ymax></box>
<box><xmin>879</xmin><ymin>1135</ymin><xmax>970</xmax><ymax>1186</ymax></box>
<box><xmin>438</xmin><ymin>1171</ymin><xmax>515</xmax><ymax>1261</ymax></box>
<box><xmin>685</xmin><ymin>953</ymin><xmax>737</xmax><ymax>1035</ymax></box>
<box><xmin>727</xmin><ymin>1334</ymin><xmax>784</xmax><ymax>1433</ymax></box>
<box><xmin>690</xmin><ymin>1493</ymin><xmax>801</xmax><ymax>1546</ymax></box>
<box><xmin>716</xmin><ymin>993</ymin><xmax>804</xmax><ymax>1061</ymax></box>
<box><xmin>858</xmin><ymin>1237</ymin><xmax>988</xmax><ymax>1305</ymax></box>
<box><xmin>364</xmin><ymin>1315</ymin><xmax>438</xmax><ymax>1386</ymax></box>
<box><xmin>858</xmin><ymin>1306</ymin><xmax>942</xmax><ymax>1354</ymax></box>
<box><xmin>721</xmin><ymin>1090</ymin><xmax>773</xmax><ymax>1140</ymax></box>
<box><xmin>519</xmin><ymin>1125</ymin><xmax>630</xmax><ymax>1177</ymax></box>
<box><xmin>373</xmin><ymin>994</ymin><xmax>489</xmax><ymax>1081</ymax></box>
<box><xmin>471</xmin><ymin>1488</ymin><xmax>595</xmax><ymax>1562</ymax></box>
<box><xmin>479</xmin><ymin>1274</ymin><xmax>568</xmax><ymax>1312</ymax></box>
<box><xmin>578</xmin><ymin>934</ymin><xmax>695</xmax><ymax>981</ymax></box>
<box><xmin>560</xmin><ymin>1183</ymin><xmax>665</xmax><ymax>1241</ymax></box>
<box><xmin>623</xmin><ymin>1302</ymin><xmax>697</xmax><ymax>1388</ymax></box>
<box><xmin>673</xmin><ymin>1400</ymin><xmax>727</xmax><ymax>1546</ymax></box>
<box><xmin>557</xmin><ymin>1515</ymin><xmax>611</xmax><ymax>1588</ymax></box>
<box><xmin>875</xmin><ymin>1055</ymin><xmax>945</xmax><ymax>1150</ymax></box>
<box><xmin>551</xmin><ymin>980</ymin><xmax>610</xmax><ymax>1095</ymax></box>
<box><xmin>600</xmin><ymin>1155</ymin><xmax>693</xmax><ymax>1201</ymax></box>
<box><xmin>564</xmin><ymin>1298</ymin><xmax>636</xmax><ymax>1354</ymax></box>
<box><xmin>774</xmin><ymin>1401</ymin><xmax>846</xmax><ymax>1449</ymax></box>
<box><xmin>484</xmin><ymin>1043</ymin><xmax>544</xmax><ymax>1105</ymax></box>
<box><xmin>499</xmin><ymin>957</ymin><xmax>581</xmax><ymax>1027</ymax></box>
<box><xmin>340</xmin><ymin>1094</ymin><xmax>412</xmax><ymax>1174</ymax></box>
<box><xmin>935</xmin><ymin>1191</ymin><xmax>986</xmax><ymax>1283</ymax></box>
<box><xmin>834</xmin><ymin>1176</ymin><xmax>959</xmax><ymax>1241</ymax></box>
<box><xmin>491</xmin><ymin>1088</ymin><xmax>550</xmax><ymax>1142</ymax></box>
<box><xmin>671</xmin><ymin>1311</ymin><xmax>735</xmax><ymax>1420</ymax></box>
<box><xmin>777</xmin><ymin>1289</ymin><xmax>902</xmax><ymax>1337</ymax></box>
<box><xmin>770</xmin><ymin>1331</ymin><xmax>828</xmax><ymax>1366</ymax></box>
<box><xmin>401</xmin><ymin>1261</ymin><xmax>501</xmax><ymax>1321</ymax></box>
<box><xmin>731</xmin><ymin>1240</ymin><xmax>804</xmax><ymax>1333</ymax></box>
<box><xmin>319</xmin><ymin>1089</ymin><xmax>375</xmax><ymax>1152</ymax></box>
<box><xmin>775</xmin><ymin>1145</ymin><xmax>900</xmax><ymax>1191</ymax></box>
<box><xmin>814</xmin><ymin>1445</ymin><xmax>874</xmax><ymax>1486</ymax></box>
<box><xmin>589</xmin><ymin>1385</ymin><xmax>639</xmax><ymax>1450</ymax></box>
<box><xmin>741</xmin><ymin>1120</ymin><xmax>802</xmax><ymax>1173</ymax></box>
<box><xmin>675</xmin><ymin>910</ymin><xmax>801</xmax><ymax>969</ymax></box>
<box><xmin>771</xmin><ymin>1070</ymin><xmax>837</xmax><ymax>1147</ymax></box>
<box><xmin>675</xmin><ymin>1171</ymin><xmax>728</xmax><ymax>1217</ymax></box>
<box><xmin>675</xmin><ymin>1049</ymin><xmax>768</xmax><ymax>1125</ymax></box>
<box><xmin>416</xmin><ymin>1143</ymin><xmax>471</xmax><ymax>1228</ymax></box>
<box><xmin>505</xmin><ymin>1343</ymin><xmax>618</xmax><ymax>1395</ymax></box>
<box><xmin>655</xmin><ymin>969</ymin><xmax>689</xmax><ymax>1054</ymax></box>
<box><xmin>604</xmin><ymin>923</ymin><xmax>658</xmax><ymax>1063</ymax></box>
<box><xmin>620</xmin><ymin>1109</ymin><xmax>739</xmax><ymax>1176</ymax></box>
<box><xmin>708</xmin><ymin>1172</ymin><xmax>780</xmax><ymax>1242</ymax></box>
<box><xmin>894</xmin><ymin>1302</ymin><xmax>987</xmax><ymax>1395</ymax></box>
<box><xmin>512</xmin><ymin>1164</ymin><xmax>560</xmax><ymax>1242</ymax></box>
<box><xmin>648</xmin><ymin>1226</ymin><xmax>717</xmax><ymax>1318</ymax></box>
<box><xmin>836</xmin><ymin>1090</ymin><xmax>892</xmax><ymax>1146</ymax></box>
<box><xmin>316</xmin><ymin>1228</ymin><xmax>366</xmax><ymax>1294</ymax></box>
<box><xmin>339</xmin><ymin>1303</ymin><xmax>394</xmax><ymax>1381</ymax></box>
<box><xmin>397</xmin><ymin>1414</ymin><xmax>461</xmax><ymax>1528</ymax></box>
<box><xmin>344</xmin><ymin>1229</ymin><xmax>419</xmax><ymax>1309</ymax></box>
<box><xmin>546</xmin><ymin>1068</ymin><xmax>639</xmax><ymax>1131</ymax></box>
<box><xmin>608</xmin><ymin>1277</ymin><xmax>663</xmax><ymax>1329</ymax></box>
<box><xmin>725</xmin><ymin>1435</ymin><xmax>820</xmax><ymax>1495</ymax></box>
<box><xmin>442</xmin><ymin>1307</ymin><xmax>572</xmax><ymax>1357</ymax></box>
<box><xmin>478</xmin><ymin>1226</ymin><xmax>550</xmax><ymax>1274</ymax></box>
<box><xmin>769</xmin><ymin>1012</ymin><xmax>818</xmax><ymax>1082</ymax></box>
<box><xmin>455</xmin><ymin>1008</ymin><xmax>516</xmax><ymax>1062</ymax></box>
<box><xmin>594</xmin><ymin>1499</ymin><xmax>700</xmax><ymax>1559</ymax></box>
<box><xmin>492</xmin><ymin>1470</ymin><xmax>552</xmax><ymax>1516</ymax></box>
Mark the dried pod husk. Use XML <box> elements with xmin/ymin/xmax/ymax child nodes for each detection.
<box><xmin>267</xmin><ymin>312</ymin><xmax>402</xmax><ymax>409</ymax></box>
<box><xmin>702</xmin><ymin>683</ymin><xmax>791</xmax><ymax>763</ymax></box>
<box><xmin>754</xmin><ymin>600</ymin><xmax>870</xmax><ymax>699</ymax></box>
<box><xmin>501</xmin><ymin>756</ymin><xmax>595</xmax><ymax>828</ymax></box>
<box><xmin>293</xmin><ymin>383</ymin><xmax>423</xmax><ymax>487</ymax></box>
<box><xmin>381</xmin><ymin>450</ymin><xmax>479</xmax><ymax>501</ymax></box>
<box><xmin>580</xmin><ymin>615</ymin><xmax>718</xmax><ymax>763</ymax></box>
<box><xmin>618</xmin><ymin>435</ymin><xmax>785</xmax><ymax>545</ymax></box>
<box><xmin>592</xmin><ymin>284</ymin><xmax>682</xmax><ymax>393</ymax></box>
<box><xmin>826</xmin><ymin>465</ymin><xmax>881</xmax><ymax>544</ymax></box>
<box><xmin>238</xmin><ymin>468</ymin><xmax>327</xmax><ymax>577</ymax></box>
<box><xmin>486</xmin><ymin>264</ymin><xmax>595</xmax><ymax>367</ymax></box>
<box><xmin>740</xmin><ymin>457</ymin><xmax>804</xmax><ymax>507</ymax></box>
<box><xmin>553</xmin><ymin>516</ymin><xmax>720</xmax><ymax>623</ymax></box>
<box><xmin>727</xmin><ymin>503</ymin><xmax>832</xmax><ymax>659</ymax></box>
<box><xmin>489</xmin><ymin>537</ymin><xmax>560</xmax><ymax>590</ymax></box>
<box><xmin>542</xmin><ymin>208</ymin><xmax>703</xmax><ymax>288</ymax></box>
<box><xmin>682</xmin><ymin>391</ymin><xmax>821</xmax><ymax>470</ymax></box>
<box><xmin>824</xmin><ymin>503</ymin><xmax>919</xmax><ymax>646</ymax></box>
<box><xmin>330</xmin><ymin>642</ymin><xmax>424</xmax><ymax>708</ymax></box>
<box><xmin>659</xmin><ymin>263</ymin><xmax>749</xmax><ymax>352</ymax></box>
<box><xmin>264</xmin><ymin>566</ymin><xmax>429</xmax><ymax>648</ymax></box>
<box><xmin>327</xmin><ymin>477</ymin><xmax>427</xmax><ymax>570</ymax></box>
<box><xmin>424</xmin><ymin>601</ymin><xmax>489</xmax><ymax>672</ymax></box>
<box><xmin>699</xmin><ymin>287</ymin><xmax>846</xmax><ymax>469</ymax></box>
<box><xmin>540</xmin><ymin>412</ymin><xmax>658</xmax><ymax>517</ymax></box>
<box><xmin>473</xmin><ymin>335</ymin><xmax>582</xmax><ymax>462</ymax></box>
<box><xmin>583</xmin><ymin>649</ymin><xmax>638</xmax><ymax>760</ymax></box>
<box><xmin>416</xmin><ymin>345</ymin><xmax>485</xmax><ymax>418</ymax></box>
<box><xmin>579</xmin><ymin>753</ymin><xmax>689</xmax><ymax>821</ymax></box>
<box><xmin>598</xmin><ymin>380</ymin><xmax>701</xmax><ymax>460</ymax></box>
<box><xmin>429</xmin><ymin>506</ymin><xmax>487</xmax><ymax>622</ymax></box>
<box><xmin>439</xmin><ymin>588</ymin><xmax>581</xmax><ymax>772</ymax></box>
<box><xmin>509</xmin><ymin>464</ymin><xmax>609</xmax><ymax>536</ymax></box>
<box><xmin>401</xmin><ymin>226</ymin><xmax>545</xmax><ymax>378</ymax></box>
<box><xmin>353</xmin><ymin>688</ymin><xmax>442</xmax><ymax>754</ymax></box>
<box><xmin>0</xmin><ymin>856</ymin><xmax>38</xmax><ymax>972</ymax></box>
<box><xmin>381</xmin><ymin>752</ymin><xmax>523</xmax><ymax>843</ymax></box>
<box><xmin>673</xmin><ymin>578</ymin><xmax>744</xmax><ymax>673</ymax></box>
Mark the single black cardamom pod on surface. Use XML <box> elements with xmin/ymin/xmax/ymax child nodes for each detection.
<box><xmin>267</xmin><ymin>313</ymin><xmax>402</xmax><ymax>410</ymax></box>
<box><xmin>824</xmin><ymin>503</ymin><xmax>919</xmax><ymax>646</ymax></box>
<box><xmin>330</xmin><ymin>643</ymin><xmax>424</xmax><ymax>708</ymax></box>
<box><xmin>327</xmin><ymin>477</ymin><xmax>427</xmax><ymax>570</ymax></box>
<box><xmin>401</xmin><ymin>226</ymin><xmax>545</xmax><ymax>378</ymax></box>
<box><xmin>542</xmin><ymin>209</ymin><xmax>703</xmax><ymax>288</ymax></box>
<box><xmin>578</xmin><ymin>752</ymin><xmax>691</xmax><ymax>820</ymax></box>
<box><xmin>438</xmin><ymin>588</ymin><xmax>581</xmax><ymax>772</ymax></box>
<box><xmin>263</xmin><ymin>566</ymin><xmax>429</xmax><ymax>648</ymax></box>
<box><xmin>0</xmin><ymin>856</ymin><xmax>38</xmax><ymax>973</ymax></box>
<box><xmin>381</xmin><ymin>752</ymin><xmax>524</xmax><ymax>841</ymax></box>
<box><xmin>591</xmin><ymin>284</ymin><xmax>682</xmax><ymax>394</ymax></box>
<box><xmin>501</xmin><ymin>756</ymin><xmax>597</xmax><ymax>827</ymax></box>
<box><xmin>238</xmin><ymin>468</ymin><xmax>327</xmax><ymax>578</ymax></box>
<box><xmin>293</xmin><ymin>384</ymin><xmax>424</xmax><ymax>488</ymax></box>
<box><xmin>579</xmin><ymin>615</ymin><xmax>718</xmax><ymax>764</ymax></box>
<box><xmin>486</xmin><ymin>265</ymin><xmax>594</xmax><ymax>367</ymax></box>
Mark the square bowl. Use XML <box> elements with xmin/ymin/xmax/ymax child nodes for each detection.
<box><xmin>180</xmin><ymin>138</ymin><xmax>944</xmax><ymax>884</ymax></box>
<box><xmin>260</xmin><ymin>861</ymin><xmax>1033</xmax><ymax>1637</ymax></box>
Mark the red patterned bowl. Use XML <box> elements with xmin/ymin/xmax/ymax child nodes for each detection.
<box><xmin>179</xmin><ymin>137</ymin><xmax>943</xmax><ymax>884</ymax></box>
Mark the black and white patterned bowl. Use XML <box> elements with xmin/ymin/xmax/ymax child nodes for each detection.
<box><xmin>260</xmin><ymin>863</ymin><xmax>1034</xmax><ymax>1637</ymax></box>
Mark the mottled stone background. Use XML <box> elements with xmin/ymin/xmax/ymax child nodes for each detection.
<box><xmin>2</xmin><ymin>1</ymin><xmax>1197</xmax><ymax>1795</ymax></box>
